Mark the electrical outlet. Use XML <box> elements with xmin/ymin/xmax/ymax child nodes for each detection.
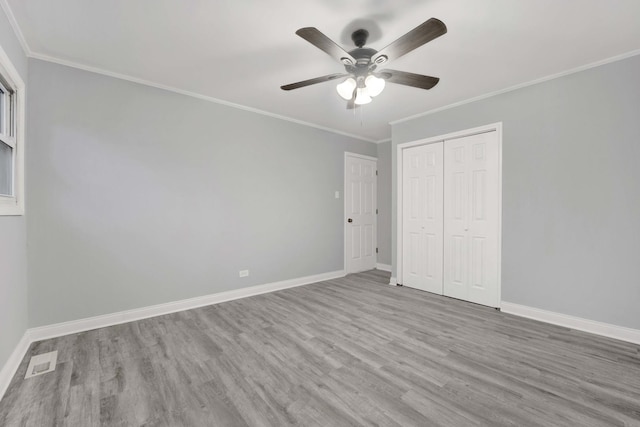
<box><xmin>239</xmin><ymin>270</ymin><xmax>249</xmax><ymax>277</ymax></box>
<box><xmin>335</xmin><ymin>191</ymin><xmax>340</xmax><ymax>199</ymax></box>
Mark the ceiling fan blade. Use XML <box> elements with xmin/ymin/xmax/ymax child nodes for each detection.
<box><xmin>372</xmin><ymin>18</ymin><xmax>447</xmax><ymax>64</ymax></box>
<box><xmin>378</xmin><ymin>69</ymin><xmax>440</xmax><ymax>90</ymax></box>
<box><xmin>296</xmin><ymin>27</ymin><xmax>356</xmax><ymax>65</ymax></box>
<box><xmin>281</xmin><ymin>73</ymin><xmax>348</xmax><ymax>91</ymax></box>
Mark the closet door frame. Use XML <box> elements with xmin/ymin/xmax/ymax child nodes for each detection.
<box><xmin>396</xmin><ymin>122</ymin><xmax>503</xmax><ymax>307</ymax></box>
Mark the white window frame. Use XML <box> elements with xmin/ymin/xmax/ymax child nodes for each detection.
<box><xmin>0</xmin><ymin>42</ymin><xmax>25</xmax><ymax>216</ymax></box>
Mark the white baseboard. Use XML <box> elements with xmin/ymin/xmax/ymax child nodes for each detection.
<box><xmin>0</xmin><ymin>269</ymin><xmax>345</xmax><ymax>401</ymax></box>
<box><xmin>389</xmin><ymin>276</ymin><xmax>397</xmax><ymax>286</ymax></box>
<box><xmin>29</xmin><ymin>269</ymin><xmax>345</xmax><ymax>342</ymax></box>
<box><xmin>0</xmin><ymin>332</ymin><xmax>30</xmax><ymax>402</ymax></box>
<box><xmin>501</xmin><ymin>301</ymin><xmax>640</xmax><ymax>346</ymax></box>
<box><xmin>376</xmin><ymin>263</ymin><xmax>392</xmax><ymax>272</ymax></box>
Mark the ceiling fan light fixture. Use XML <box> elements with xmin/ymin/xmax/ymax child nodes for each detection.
<box><xmin>365</xmin><ymin>75</ymin><xmax>385</xmax><ymax>97</ymax></box>
<box><xmin>354</xmin><ymin>87</ymin><xmax>372</xmax><ymax>105</ymax></box>
<box><xmin>336</xmin><ymin>77</ymin><xmax>357</xmax><ymax>100</ymax></box>
<box><xmin>283</xmin><ymin>19</ymin><xmax>447</xmax><ymax>108</ymax></box>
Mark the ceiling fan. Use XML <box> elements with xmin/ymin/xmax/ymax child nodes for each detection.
<box><xmin>281</xmin><ymin>18</ymin><xmax>447</xmax><ymax>108</ymax></box>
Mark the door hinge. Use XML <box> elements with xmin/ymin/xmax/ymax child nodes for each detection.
<box><xmin>376</xmin><ymin>247</ymin><xmax>378</xmax><ymax>253</ymax></box>
<box><xmin>376</xmin><ymin>170</ymin><xmax>378</xmax><ymax>176</ymax></box>
<box><xmin>376</xmin><ymin>208</ymin><xmax>378</xmax><ymax>214</ymax></box>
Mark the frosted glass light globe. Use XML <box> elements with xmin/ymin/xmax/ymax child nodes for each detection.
<box><xmin>336</xmin><ymin>78</ymin><xmax>357</xmax><ymax>100</ymax></box>
<box><xmin>354</xmin><ymin>87</ymin><xmax>372</xmax><ymax>105</ymax></box>
<box><xmin>365</xmin><ymin>75</ymin><xmax>385</xmax><ymax>97</ymax></box>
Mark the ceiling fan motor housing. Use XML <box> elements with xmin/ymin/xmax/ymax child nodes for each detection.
<box><xmin>346</xmin><ymin>29</ymin><xmax>378</xmax><ymax>74</ymax></box>
<box><xmin>351</xmin><ymin>29</ymin><xmax>369</xmax><ymax>48</ymax></box>
<box><xmin>347</xmin><ymin>48</ymin><xmax>377</xmax><ymax>73</ymax></box>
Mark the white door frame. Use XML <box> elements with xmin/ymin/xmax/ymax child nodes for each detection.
<box><xmin>396</xmin><ymin>122</ymin><xmax>503</xmax><ymax>305</ymax></box>
<box><xmin>344</xmin><ymin>152</ymin><xmax>378</xmax><ymax>274</ymax></box>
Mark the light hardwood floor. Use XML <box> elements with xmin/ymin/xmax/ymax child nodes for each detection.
<box><xmin>1</xmin><ymin>270</ymin><xmax>639</xmax><ymax>426</ymax></box>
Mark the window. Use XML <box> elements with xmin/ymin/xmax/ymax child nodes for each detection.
<box><xmin>0</xmin><ymin>44</ymin><xmax>24</xmax><ymax>216</ymax></box>
<box><xmin>0</xmin><ymin>79</ymin><xmax>16</xmax><ymax>196</ymax></box>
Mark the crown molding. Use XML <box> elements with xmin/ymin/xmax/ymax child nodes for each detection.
<box><xmin>30</xmin><ymin>52</ymin><xmax>379</xmax><ymax>143</ymax></box>
<box><xmin>0</xmin><ymin>0</ymin><xmax>31</xmax><ymax>56</ymax></box>
<box><xmin>1</xmin><ymin>0</ymin><xmax>380</xmax><ymax>144</ymax></box>
<box><xmin>390</xmin><ymin>49</ymin><xmax>640</xmax><ymax>126</ymax></box>
<box><xmin>6</xmin><ymin>1</ymin><xmax>638</xmax><ymax>144</ymax></box>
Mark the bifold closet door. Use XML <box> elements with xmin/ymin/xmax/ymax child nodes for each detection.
<box><xmin>402</xmin><ymin>142</ymin><xmax>444</xmax><ymax>293</ymax></box>
<box><xmin>444</xmin><ymin>131</ymin><xmax>500</xmax><ymax>307</ymax></box>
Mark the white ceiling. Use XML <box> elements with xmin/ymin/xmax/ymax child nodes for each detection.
<box><xmin>4</xmin><ymin>0</ymin><xmax>640</xmax><ymax>142</ymax></box>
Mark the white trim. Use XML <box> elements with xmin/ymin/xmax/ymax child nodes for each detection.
<box><xmin>3</xmin><ymin>0</ymin><xmax>640</xmax><ymax>144</ymax></box>
<box><xmin>344</xmin><ymin>152</ymin><xmax>378</xmax><ymax>162</ymax></box>
<box><xmin>0</xmin><ymin>269</ymin><xmax>344</xmax><ymax>401</ymax></box>
<box><xmin>390</xmin><ymin>49</ymin><xmax>640</xmax><ymax>126</ymax></box>
<box><xmin>27</xmin><ymin>269</ymin><xmax>345</xmax><ymax>342</ymax></box>
<box><xmin>0</xmin><ymin>35</ymin><xmax>26</xmax><ymax>216</ymax></box>
<box><xmin>501</xmin><ymin>302</ymin><xmax>640</xmax><ymax>346</ymax></box>
<box><xmin>344</xmin><ymin>152</ymin><xmax>378</xmax><ymax>274</ymax></box>
<box><xmin>0</xmin><ymin>0</ymin><xmax>31</xmax><ymax>56</ymax></box>
<box><xmin>396</xmin><ymin>123</ymin><xmax>503</xmax><ymax>307</ymax></box>
<box><xmin>389</xmin><ymin>276</ymin><xmax>397</xmax><ymax>286</ymax></box>
<box><xmin>1</xmin><ymin>0</ymin><xmax>380</xmax><ymax>144</ymax></box>
<box><xmin>29</xmin><ymin>53</ymin><xmax>377</xmax><ymax>144</ymax></box>
<box><xmin>376</xmin><ymin>263</ymin><xmax>391</xmax><ymax>272</ymax></box>
<box><xmin>343</xmin><ymin>154</ymin><xmax>348</xmax><ymax>274</ymax></box>
<box><xmin>0</xmin><ymin>331</ymin><xmax>30</xmax><ymax>401</ymax></box>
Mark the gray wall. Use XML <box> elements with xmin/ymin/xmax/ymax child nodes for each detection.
<box><xmin>0</xmin><ymin>7</ymin><xmax>28</xmax><ymax>372</ymax></box>
<box><xmin>27</xmin><ymin>59</ymin><xmax>376</xmax><ymax>327</ymax></box>
<box><xmin>376</xmin><ymin>141</ymin><xmax>392</xmax><ymax>266</ymax></box>
<box><xmin>392</xmin><ymin>55</ymin><xmax>640</xmax><ymax>330</ymax></box>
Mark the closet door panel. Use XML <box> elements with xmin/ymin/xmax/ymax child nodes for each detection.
<box><xmin>402</xmin><ymin>142</ymin><xmax>444</xmax><ymax>294</ymax></box>
<box><xmin>443</xmin><ymin>139</ymin><xmax>469</xmax><ymax>301</ymax></box>
<box><xmin>444</xmin><ymin>132</ymin><xmax>500</xmax><ymax>307</ymax></box>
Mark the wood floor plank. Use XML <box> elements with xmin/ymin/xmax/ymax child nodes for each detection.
<box><xmin>1</xmin><ymin>269</ymin><xmax>639</xmax><ymax>426</ymax></box>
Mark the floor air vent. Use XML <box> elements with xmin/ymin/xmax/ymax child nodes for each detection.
<box><xmin>24</xmin><ymin>351</ymin><xmax>58</xmax><ymax>379</ymax></box>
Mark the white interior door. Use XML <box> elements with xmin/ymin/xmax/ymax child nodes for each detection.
<box><xmin>444</xmin><ymin>131</ymin><xmax>500</xmax><ymax>307</ymax></box>
<box><xmin>345</xmin><ymin>154</ymin><xmax>377</xmax><ymax>274</ymax></box>
<box><xmin>402</xmin><ymin>142</ymin><xmax>444</xmax><ymax>293</ymax></box>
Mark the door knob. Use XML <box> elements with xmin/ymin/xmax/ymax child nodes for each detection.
<box><xmin>348</xmin><ymin>218</ymin><xmax>353</xmax><ymax>223</ymax></box>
